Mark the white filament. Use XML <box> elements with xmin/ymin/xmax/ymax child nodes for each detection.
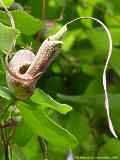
<box><xmin>66</xmin><ymin>17</ymin><xmax>118</xmax><ymax>138</ymax></box>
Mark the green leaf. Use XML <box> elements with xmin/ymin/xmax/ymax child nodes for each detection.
<box><xmin>17</xmin><ymin>101</ymin><xmax>78</xmax><ymax>150</ymax></box>
<box><xmin>12</xmin><ymin>144</ymin><xmax>27</xmax><ymax>160</ymax></box>
<box><xmin>0</xmin><ymin>10</ymin><xmax>43</xmax><ymax>35</ymax></box>
<box><xmin>11</xmin><ymin>10</ymin><xmax>43</xmax><ymax>35</ymax></box>
<box><xmin>0</xmin><ymin>145</ymin><xmax>5</xmax><ymax>160</ymax></box>
<box><xmin>0</xmin><ymin>23</ymin><xmax>20</xmax><ymax>51</ymax></box>
<box><xmin>87</xmin><ymin>28</ymin><xmax>108</xmax><ymax>53</ymax></box>
<box><xmin>110</xmin><ymin>49</ymin><xmax>120</xmax><ymax>77</ymax></box>
<box><xmin>98</xmin><ymin>138</ymin><xmax>120</xmax><ymax>158</ymax></box>
<box><xmin>92</xmin><ymin>27</ymin><xmax>120</xmax><ymax>54</ymax></box>
<box><xmin>12</xmin><ymin>136</ymin><xmax>41</xmax><ymax>160</ymax></box>
<box><xmin>111</xmin><ymin>28</ymin><xmax>120</xmax><ymax>46</ymax></box>
<box><xmin>12</xmin><ymin>120</ymin><xmax>33</xmax><ymax>146</ymax></box>
<box><xmin>0</xmin><ymin>0</ymin><xmax>14</xmax><ymax>7</ymax></box>
<box><xmin>85</xmin><ymin>78</ymin><xmax>103</xmax><ymax>95</ymax></box>
<box><xmin>108</xmin><ymin>0</ymin><xmax>120</xmax><ymax>15</ymax></box>
<box><xmin>31</xmin><ymin>88</ymin><xmax>72</xmax><ymax>115</ymax></box>
<box><xmin>62</xmin><ymin>31</ymin><xmax>76</xmax><ymax>52</ymax></box>
<box><xmin>57</xmin><ymin>93</ymin><xmax>120</xmax><ymax>135</ymax></box>
<box><xmin>64</xmin><ymin>112</ymin><xmax>95</xmax><ymax>154</ymax></box>
<box><xmin>57</xmin><ymin>93</ymin><xmax>96</xmax><ymax>107</ymax></box>
<box><xmin>0</xmin><ymin>86</ymin><xmax>13</xmax><ymax>100</ymax></box>
<box><xmin>22</xmin><ymin>136</ymin><xmax>42</xmax><ymax>160</ymax></box>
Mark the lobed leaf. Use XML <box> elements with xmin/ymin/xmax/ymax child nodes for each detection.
<box><xmin>31</xmin><ymin>88</ymin><xmax>72</xmax><ymax>115</ymax></box>
<box><xmin>0</xmin><ymin>23</ymin><xmax>20</xmax><ymax>51</ymax></box>
<box><xmin>17</xmin><ymin>101</ymin><xmax>78</xmax><ymax>150</ymax></box>
<box><xmin>0</xmin><ymin>10</ymin><xmax>43</xmax><ymax>35</ymax></box>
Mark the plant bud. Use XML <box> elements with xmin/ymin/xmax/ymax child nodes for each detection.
<box><xmin>6</xmin><ymin>49</ymin><xmax>37</xmax><ymax>100</ymax></box>
<box><xmin>6</xmin><ymin>40</ymin><xmax>62</xmax><ymax>100</ymax></box>
<box><xmin>5</xmin><ymin>26</ymin><xmax>66</xmax><ymax>100</ymax></box>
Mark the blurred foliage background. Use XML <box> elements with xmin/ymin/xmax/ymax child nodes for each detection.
<box><xmin>1</xmin><ymin>0</ymin><xmax>120</xmax><ymax>159</ymax></box>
